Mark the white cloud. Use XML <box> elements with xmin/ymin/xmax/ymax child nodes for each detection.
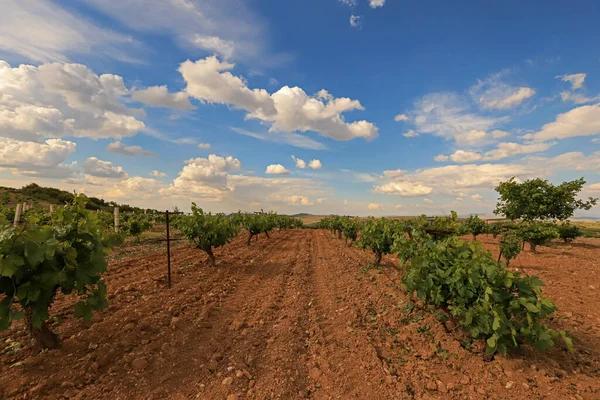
<box><xmin>482</xmin><ymin>141</ymin><xmax>555</xmax><ymax>161</ymax></box>
<box><xmin>292</xmin><ymin>155</ymin><xmax>307</xmax><ymax>168</ymax></box>
<box><xmin>83</xmin><ymin>0</ymin><xmax>275</xmax><ymax>64</ymax></box>
<box><xmin>471</xmin><ymin>194</ymin><xmax>483</xmax><ymax>201</ymax></box>
<box><xmin>350</xmin><ymin>15</ymin><xmax>362</xmax><ymax>29</ymax></box>
<box><xmin>403</xmin><ymin>130</ymin><xmax>419</xmax><ymax>138</ymax></box>
<box><xmin>265</xmin><ymin>164</ymin><xmax>291</xmax><ymax>175</ymax></box>
<box><xmin>198</xmin><ymin>143</ymin><xmax>211</xmax><ymax>149</ymax></box>
<box><xmin>395</xmin><ymin>204</ymin><xmax>403</xmax><ymax>209</ymax></box>
<box><xmin>448</xmin><ymin>150</ymin><xmax>483</xmax><ymax>163</ymax></box>
<box><xmin>373</xmin><ymin>181</ymin><xmax>433</xmax><ymax>197</ymax></box>
<box><xmin>423</xmin><ymin>198</ymin><xmax>434</xmax><ymax>204</ymax></box>
<box><xmin>395</xmin><ymin>114</ymin><xmax>408</xmax><ymax>122</ymax></box>
<box><xmin>593</xmin><ymin>138</ymin><xmax>600</xmax><ymax>143</ymax></box>
<box><xmin>107</xmin><ymin>141</ymin><xmax>157</xmax><ymax>157</ymax></box>
<box><xmin>83</xmin><ymin>157</ymin><xmax>128</xmax><ymax>178</ymax></box>
<box><xmin>0</xmin><ymin>60</ymin><xmax>144</xmax><ymax>141</ymax></box>
<box><xmin>308</xmin><ymin>159</ymin><xmax>323</xmax><ymax>170</ymax></box>
<box><xmin>0</xmin><ymin>137</ymin><xmax>76</xmax><ymax>178</ymax></box>
<box><xmin>436</xmin><ymin>141</ymin><xmax>554</xmax><ymax>163</ymax></box>
<box><xmin>131</xmin><ymin>86</ymin><xmax>194</xmax><ymax>110</ymax></box>
<box><xmin>339</xmin><ymin>0</ymin><xmax>358</xmax><ymax>5</ymax></box>
<box><xmin>181</xmin><ymin>56</ymin><xmax>378</xmax><ymax>141</ymax></box>
<box><xmin>283</xmin><ymin>195</ymin><xmax>313</xmax><ymax>206</ymax></box>
<box><xmin>367</xmin><ymin>203</ymin><xmax>383</xmax><ymax>210</ymax></box>
<box><xmin>233</xmin><ymin>128</ymin><xmax>326</xmax><ymax>150</ymax></box>
<box><xmin>491</xmin><ymin>130</ymin><xmax>510</xmax><ymax>139</ymax></box>
<box><xmin>151</xmin><ymin>170</ymin><xmax>167</xmax><ymax>177</ymax></box>
<box><xmin>471</xmin><ymin>73</ymin><xmax>535</xmax><ymax>110</ymax></box>
<box><xmin>559</xmin><ymin>91</ymin><xmax>600</xmax><ymax>105</ymax></box>
<box><xmin>405</xmin><ymin>92</ymin><xmax>504</xmax><ymax>146</ymax></box>
<box><xmin>434</xmin><ymin>154</ymin><xmax>449</xmax><ymax>162</ymax></box>
<box><xmin>0</xmin><ymin>0</ymin><xmax>139</xmax><ymax>63</ymax></box>
<box><xmin>369</xmin><ymin>0</ymin><xmax>386</xmax><ymax>8</ymax></box>
<box><xmin>588</xmin><ymin>183</ymin><xmax>600</xmax><ymax>192</ymax></box>
<box><xmin>527</xmin><ymin>104</ymin><xmax>600</xmax><ymax>141</ymax></box>
<box><xmin>559</xmin><ymin>73</ymin><xmax>586</xmax><ymax>90</ymax></box>
<box><xmin>382</xmin><ymin>169</ymin><xmax>404</xmax><ymax>178</ymax></box>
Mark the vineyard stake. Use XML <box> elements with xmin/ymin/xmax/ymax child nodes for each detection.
<box><xmin>166</xmin><ymin>210</ymin><xmax>172</xmax><ymax>289</ymax></box>
<box><xmin>13</xmin><ymin>203</ymin><xmax>22</xmax><ymax>227</ymax></box>
<box><xmin>114</xmin><ymin>207</ymin><xmax>120</xmax><ymax>232</ymax></box>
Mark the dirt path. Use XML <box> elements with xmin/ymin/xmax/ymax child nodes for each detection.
<box><xmin>1</xmin><ymin>230</ymin><xmax>600</xmax><ymax>399</ymax></box>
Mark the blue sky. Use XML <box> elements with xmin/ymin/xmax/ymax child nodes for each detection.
<box><xmin>1</xmin><ymin>0</ymin><xmax>600</xmax><ymax>216</ymax></box>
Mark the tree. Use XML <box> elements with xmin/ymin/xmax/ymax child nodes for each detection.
<box><xmin>494</xmin><ymin>177</ymin><xmax>597</xmax><ymax>221</ymax></box>
<box><xmin>517</xmin><ymin>222</ymin><xmax>559</xmax><ymax>253</ymax></box>
<box><xmin>179</xmin><ymin>204</ymin><xmax>240</xmax><ymax>266</ymax></box>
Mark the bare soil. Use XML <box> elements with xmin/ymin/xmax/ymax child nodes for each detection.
<box><xmin>1</xmin><ymin>230</ymin><xmax>599</xmax><ymax>399</ymax></box>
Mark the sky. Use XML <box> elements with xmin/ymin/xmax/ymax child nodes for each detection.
<box><xmin>1</xmin><ymin>0</ymin><xmax>600</xmax><ymax>217</ymax></box>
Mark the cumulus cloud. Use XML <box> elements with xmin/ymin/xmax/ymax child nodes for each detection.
<box><xmin>107</xmin><ymin>141</ymin><xmax>157</xmax><ymax>157</ymax></box>
<box><xmin>131</xmin><ymin>86</ymin><xmax>194</xmax><ymax>110</ymax></box>
<box><xmin>151</xmin><ymin>170</ymin><xmax>166</xmax><ymax>177</ymax></box>
<box><xmin>395</xmin><ymin>114</ymin><xmax>408</xmax><ymax>122</ymax></box>
<box><xmin>291</xmin><ymin>155</ymin><xmax>307</xmax><ymax>168</ymax></box>
<box><xmin>588</xmin><ymin>183</ymin><xmax>600</xmax><ymax>192</ymax></box>
<box><xmin>0</xmin><ymin>137</ymin><xmax>76</xmax><ymax>178</ymax></box>
<box><xmin>83</xmin><ymin>157</ymin><xmax>128</xmax><ymax>178</ymax></box>
<box><xmin>526</xmin><ymin>104</ymin><xmax>600</xmax><ymax>141</ymax></box>
<box><xmin>265</xmin><ymin>164</ymin><xmax>291</xmax><ymax>175</ymax></box>
<box><xmin>423</xmin><ymin>198</ymin><xmax>434</xmax><ymax>204</ymax></box>
<box><xmin>382</xmin><ymin>169</ymin><xmax>404</xmax><ymax>178</ymax></box>
<box><xmin>471</xmin><ymin>194</ymin><xmax>483</xmax><ymax>201</ymax></box>
<box><xmin>180</xmin><ymin>56</ymin><xmax>378</xmax><ymax>141</ymax></box>
<box><xmin>367</xmin><ymin>203</ymin><xmax>383</xmax><ymax>210</ymax></box>
<box><xmin>283</xmin><ymin>195</ymin><xmax>313</xmax><ymax>206</ymax></box>
<box><xmin>403</xmin><ymin>130</ymin><xmax>419</xmax><ymax>138</ymax></box>
<box><xmin>198</xmin><ymin>143</ymin><xmax>211</xmax><ymax>149</ymax></box>
<box><xmin>308</xmin><ymin>159</ymin><xmax>323</xmax><ymax>170</ymax></box>
<box><xmin>434</xmin><ymin>154</ymin><xmax>449</xmax><ymax>162</ymax></box>
<box><xmin>373</xmin><ymin>182</ymin><xmax>433</xmax><ymax>197</ymax></box>
<box><xmin>492</xmin><ymin>130</ymin><xmax>510</xmax><ymax>139</ymax></box>
<box><xmin>559</xmin><ymin>73</ymin><xmax>586</xmax><ymax>90</ymax></box>
<box><xmin>0</xmin><ymin>60</ymin><xmax>144</xmax><ymax>141</ymax></box>
<box><xmin>559</xmin><ymin>91</ymin><xmax>600</xmax><ymax>105</ymax></box>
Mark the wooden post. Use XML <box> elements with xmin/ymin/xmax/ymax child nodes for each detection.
<box><xmin>114</xmin><ymin>207</ymin><xmax>119</xmax><ymax>232</ymax></box>
<box><xmin>22</xmin><ymin>202</ymin><xmax>27</xmax><ymax>212</ymax></box>
<box><xmin>13</xmin><ymin>204</ymin><xmax>22</xmax><ymax>227</ymax></box>
<box><xmin>49</xmin><ymin>205</ymin><xmax>54</xmax><ymax>213</ymax></box>
<box><xmin>166</xmin><ymin>210</ymin><xmax>172</xmax><ymax>289</ymax></box>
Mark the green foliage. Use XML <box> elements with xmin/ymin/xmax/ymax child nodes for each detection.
<box><xmin>120</xmin><ymin>214</ymin><xmax>153</xmax><ymax>238</ymax></box>
<box><xmin>462</xmin><ymin>215</ymin><xmax>488</xmax><ymax>240</ymax></box>
<box><xmin>430</xmin><ymin>211</ymin><xmax>462</xmax><ymax>239</ymax></box>
<box><xmin>0</xmin><ymin>195</ymin><xmax>119</xmax><ymax>347</ymax></box>
<box><xmin>398</xmin><ymin>215</ymin><xmax>429</xmax><ymax>239</ymax></box>
<box><xmin>499</xmin><ymin>232</ymin><xmax>521</xmax><ymax>266</ymax></box>
<box><xmin>179</xmin><ymin>204</ymin><xmax>240</xmax><ymax>266</ymax></box>
<box><xmin>517</xmin><ymin>222</ymin><xmax>559</xmax><ymax>253</ymax></box>
<box><xmin>357</xmin><ymin>218</ymin><xmax>398</xmax><ymax>266</ymax></box>
<box><xmin>234</xmin><ymin>212</ymin><xmax>278</xmax><ymax>245</ymax></box>
<box><xmin>494</xmin><ymin>177</ymin><xmax>597</xmax><ymax>221</ymax></box>
<box><xmin>341</xmin><ymin>218</ymin><xmax>360</xmax><ymax>244</ymax></box>
<box><xmin>401</xmin><ymin>236</ymin><xmax>571</xmax><ymax>355</ymax></box>
<box><xmin>557</xmin><ymin>222</ymin><xmax>582</xmax><ymax>243</ymax></box>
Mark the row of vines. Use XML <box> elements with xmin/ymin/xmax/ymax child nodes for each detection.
<box><xmin>320</xmin><ymin>214</ymin><xmax>577</xmax><ymax>356</ymax></box>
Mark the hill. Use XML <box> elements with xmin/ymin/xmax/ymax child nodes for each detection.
<box><xmin>0</xmin><ymin>183</ymin><xmax>155</xmax><ymax>213</ymax></box>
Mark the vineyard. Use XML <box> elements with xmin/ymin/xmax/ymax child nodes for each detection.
<box><xmin>1</xmin><ymin>179</ymin><xmax>600</xmax><ymax>399</ymax></box>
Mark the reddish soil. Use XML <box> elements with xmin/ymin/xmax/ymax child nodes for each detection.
<box><xmin>1</xmin><ymin>230</ymin><xmax>599</xmax><ymax>399</ymax></box>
